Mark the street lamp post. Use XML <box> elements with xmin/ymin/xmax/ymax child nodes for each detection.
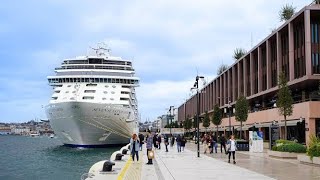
<box><xmin>192</xmin><ymin>75</ymin><xmax>204</xmax><ymax>158</ymax></box>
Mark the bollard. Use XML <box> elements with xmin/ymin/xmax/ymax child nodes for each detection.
<box><xmin>116</xmin><ymin>153</ymin><xmax>124</xmax><ymax>161</ymax></box>
<box><xmin>102</xmin><ymin>160</ymin><xmax>115</xmax><ymax>172</ymax></box>
<box><xmin>122</xmin><ymin>149</ymin><xmax>128</xmax><ymax>155</ymax></box>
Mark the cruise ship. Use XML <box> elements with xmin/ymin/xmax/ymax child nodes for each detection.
<box><xmin>45</xmin><ymin>44</ymin><xmax>139</xmax><ymax>147</ymax></box>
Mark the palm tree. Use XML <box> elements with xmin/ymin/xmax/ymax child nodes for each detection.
<box><xmin>217</xmin><ymin>64</ymin><xmax>228</xmax><ymax>75</ymax></box>
<box><xmin>279</xmin><ymin>4</ymin><xmax>295</xmax><ymax>22</ymax></box>
<box><xmin>233</xmin><ymin>48</ymin><xmax>246</xmax><ymax>60</ymax></box>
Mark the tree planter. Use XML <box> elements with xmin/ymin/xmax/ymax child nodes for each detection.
<box><xmin>267</xmin><ymin>150</ymin><xmax>303</xmax><ymax>159</ymax></box>
<box><xmin>298</xmin><ymin>154</ymin><xmax>320</xmax><ymax>166</ymax></box>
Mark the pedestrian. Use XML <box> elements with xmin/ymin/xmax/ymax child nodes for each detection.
<box><xmin>130</xmin><ymin>133</ymin><xmax>140</xmax><ymax>163</ymax></box>
<box><xmin>227</xmin><ymin>135</ymin><xmax>237</xmax><ymax>164</ymax></box>
<box><xmin>176</xmin><ymin>134</ymin><xmax>182</xmax><ymax>152</ymax></box>
<box><xmin>157</xmin><ymin>134</ymin><xmax>162</xmax><ymax>149</ymax></box>
<box><xmin>220</xmin><ymin>134</ymin><xmax>227</xmax><ymax>153</ymax></box>
<box><xmin>170</xmin><ymin>134</ymin><xmax>175</xmax><ymax>147</ymax></box>
<box><xmin>146</xmin><ymin>131</ymin><xmax>153</xmax><ymax>165</ymax></box>
<box><xmin>138</xmin><ymin>133</ymin><xmax>144</xmax><ymax>151</ymax></box>
<box><xmin>153</xmin><ymin>134</ymin><xmax>158</xmax><ymax>149</ymax></box>
<box><xmin>181</xmin><ymin>136</ymin><xmax>186</xmax><ymax>152</ymax></box>
<box><xmin>164</xmin><ymin>135</ymin><xmax>169</xmax><ymax>152</ymax></box>
<box><xmin>210</xmin><ymin>133</ymin><xmax>218</xmax><ymax>153</ymax></box>
<box><xmin>203</xmin><ymin>136</ymin><xmax>210</xmax><ymax>154</ymax></box>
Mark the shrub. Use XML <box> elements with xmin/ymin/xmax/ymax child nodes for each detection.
<box><xmin>307</xmin><ymin>134</ymin><xmax>320</xmax><ymax>160</ymax></box>
<box><xmin>272</xmin><ymin>139</ymin><xmax>306</xmax><ymax>153</ymax></box>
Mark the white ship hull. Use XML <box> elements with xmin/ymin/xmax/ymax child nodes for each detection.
<box><xmin>46</xmin><ymin>102</ymin><xmax>137</xmax><ymax>147</ymax></box>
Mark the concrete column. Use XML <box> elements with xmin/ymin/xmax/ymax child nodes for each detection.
<box><xmin>258</xmin><ymin>47</ymin><xmax>262</xmax><ymax>92</ymax></box>
<box><xmin>288</xmin><ymin>22</ymin><xmax>295</xmax><ymax>80</ymax></box>
<box><xmin>232</xmin><ymin>66</ymin><xmax>236</xmax><ymax>101</ymax></box>
<box><xmin>228</xmin><ymin>70</ymin><xmax>232</xmax><ymax>102</ymax></box>
<box><xmin>237</xmin><ymin>62</ymin><xmax>240</xmax><ymax>98</ymax></box>
<box><xmin>243</xmin><ymin>58</ymin><xmax>247</xmax><ymax>96</ymax></box>
<box><xmin>219</xmin><ymin>77</ymin><xmax>222</xmax><ymax>107</ymax></box>
<box><xmin>305</xmin><ymin>10</ymin><xmax>312</xmax><ymax>76</ymax></box>
<box><xmin>213</xmin><ymin>81</ymin><xmax>216</xmax><ymax>106</ymax></box>
<box><xmin>306</xmin><ymin>118</ymin><xmax>316</xmax><ymax>145</ymax></box>
<box><xmin>224</xmin><ymin>73</ymin><xmax>227</xmax><ymax>105</ymax></box>
<box><xmin>277</xmin><ymin>32</ymin><xmax>282</xmax><ymax>76</ymax></box>
<box><xmin>250</xmin><ymin>53</ymin><xmax>254</xmax><ymax>95</ymax></box>
<box><xmin>266</xmin><ymin>40</ymin><xmax>272</xmax><ymax>89</ymax></box>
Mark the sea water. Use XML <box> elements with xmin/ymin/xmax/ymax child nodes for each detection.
<box><xmin>0</xmin><ymin>135</ymin><xmax>119</xmax><ymax>180</ymax></box>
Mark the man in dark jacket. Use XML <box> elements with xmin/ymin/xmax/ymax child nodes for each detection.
<box><xmin>138</xmin><ymin>133</ymin><xmax>145</xmax><ymax>151</ymax></box>
<box><xmin>220</xmin><ymin>134</ymin><xmax>227</xmax><ymax>153</ymax></box>
<box><xmin>153</xmin><ymin>134</ymin><xmax>158</xmax><ymax>149</ymax></box>
<box><xmin>164</xmin><ymin>135</ymin><xmax>169</xmax><ymax>152</ymax></box>
<box><xmin>157</xmin><ymin>135</ymin><xmax>162</xmax><ymax>149</ymax></box>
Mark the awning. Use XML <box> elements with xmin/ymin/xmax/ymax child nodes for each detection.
<box><xmin>278</xmin><ymin>120</ymin><xmax>300</xmax><ymax>126</ymax></box>
<box><xmin>236</xmin><ymin>125</ymin><xmax>250</xmax><ymax>131</ymax></box>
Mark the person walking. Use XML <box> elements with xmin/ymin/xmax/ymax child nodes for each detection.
<box><xmin>164</xmin><ymin>135</ymin><xmax>169</xmax><ymax>152</ymax></box>
<box><xmin>153</xmin><ymin>134</ymin><xmax>158</xmax><ymax>149</ymax></box>
<box><xmin>170</xmin><ymin>134</ymin><xmax>175</xmax><ymax>147</ymax></box>
<box><xmin>157</xmin><ymin>134</ymin><xmax>162</xmax><ymax>149</ymax></box>
<box><xmin>138</xmin><ymin>133</ymin><xmax>145</xmax><ymax>151</ymax></box>
<box><xmin>146</xmin><ymin>131</ymin><xmax>153</xmax><ymax>165</ymax></box>
<box><xmin>130</xmin><ymin>133</ymin><xmax>140</xmax><ymax>163</ymax></box>
<box><xmin>203</xmin><ymin>136</ymin><xmax>210</xmax><ymax>154</ymax></box>
<box><xmin>227</xmin><ymin>135</ymin><xmax>237</xmax><ymax>164</ymax></box>
<box><xmin>176</xmin><ymin>134</ymin><xmax>182</xmax><ymax>152</ymax></box>
<box><xmin>181</xmin><ymin>136</ymin><xmax>186</xmax><ymax>152</ymax></box>
<box><xmin>211</xmin><ymin>133</ymin><xmax>218</xmax><ymax>153</ymax></box>
<box><xmin>220</xmin><ymin>134</ymin><xmax>227</xmax><ymax>153</ymax></box>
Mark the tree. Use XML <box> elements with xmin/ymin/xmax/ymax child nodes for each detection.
<box><xmin>202</xmin><ymin>111</ymin><xmax>210</xmax><ymax>132</ymax></box>
<box><xmin>235</xmin><ymin>95</ymin><xmax>249</xmax><ymax>139</ymax></box>
<box><xmin>279</xmin><ymin>4</ymin><xmax>295</xmax><ymax>22</ymax></box>
<box><xmin>192</xmin><ymin>115</ymin><xmax>197</xmax><ymax>129</ymax></box>
<box><xmin>315</xmin><ymin>0</ymin><xmax>320</xmax><ymax>5</ymax></box>
<box><xmin>211</xmin><ymin>104</ymin><xmax>222</xmax><ymax>136</ymax></box>
<box><xmin>277</xmin><ymin>72</ymin><xmax>294</xmax><ymax>140</ymax></box>
<box><xmin>217</xmin><ymin>64</ymin><xmax>229</xmax><ymax>75</ymax></box>
<box><xmin>233</xmin><ymin>48</ymin><xmax>246</xmax><ymax>60</ymax></box>
<box><xmin>183</xmin><ymin>115</ymin><xmax>192</xmax><ymax>133</ymax></box>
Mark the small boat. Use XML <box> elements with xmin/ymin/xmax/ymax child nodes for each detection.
<box><xmin>30</xmin><ymin>132</ymin><xmax>40</xmax><ymax>137</ymax></box>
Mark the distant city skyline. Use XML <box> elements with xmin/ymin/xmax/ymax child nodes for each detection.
<box><xmin>0</xmin><ymin>0</ymin><xmax>311</xmax><ymax>122</ymax></box>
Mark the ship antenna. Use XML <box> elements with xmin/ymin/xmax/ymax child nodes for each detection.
<box><xmin>90</xmin><ymin>42</ymin><xmax>111</xmax><ymax>57</ymax></box>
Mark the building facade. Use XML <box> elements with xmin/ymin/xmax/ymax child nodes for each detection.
<box><xmin>178</xmin><ymin>5</ymin><xmax>320</xmax><ymax>143</ymax></box>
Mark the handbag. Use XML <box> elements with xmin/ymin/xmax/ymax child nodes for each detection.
<box><xmin>148</xmin><ymin>150</ymin><xmax>155</xmax><ymax>159</ymax></box>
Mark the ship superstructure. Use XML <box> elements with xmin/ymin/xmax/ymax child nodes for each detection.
<box><xmin>45</xmin><ymin>44</ymin><xmax>139</xmax><ymax>147</ymax></box>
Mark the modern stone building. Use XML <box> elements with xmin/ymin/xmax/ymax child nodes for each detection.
<box><xmin>178</xmin><ymin>4</ymin><xmax>320</xmax><ymax>144</ymax></box>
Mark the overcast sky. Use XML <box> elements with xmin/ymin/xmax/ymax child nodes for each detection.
<box><xmin>0</xmin><ymin>0</ymin><xmax>312</xmax><ymax>123</ymax></box>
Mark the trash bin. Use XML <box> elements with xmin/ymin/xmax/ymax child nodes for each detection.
<box><xmin>102</xmin><ymin>161</ymin><xmax>115</xmax><ymax>172</ymax></box>
<box><xmin>236</xmin><ymin>140</ymin><xmax>249</xmax><ymax>151</ymax></box>
<box><xmin>115</xmin><ymin>153</ymin><xmax>124</xmax><ymax>161</ymax></box>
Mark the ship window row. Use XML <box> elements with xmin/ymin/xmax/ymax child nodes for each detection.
<box><xmin>121</xmin><ymin>91</ymin><xmax>130</xmax><ymax>94</ymax></box>
<box><xmin>62</xmin><ymin>60</ymin><xmax>131</xmax><ymax>66</ymax></box>
<box><xmin>84</xmin><ymin>90</ymin><xmax>96</xmax><ymax>93</ymax></box>
<box><xmin>55</xmin><ymin>65</ymin><xmax>133</xmax><ymax>71</ymax></box>
<box><xmin>83</xmin><ymin>96</ymin><xmax>94</xmax><ymax>100</ymax></box>
<box><xmin>48</xmin><ymin>78</ymin><xmax>138</xmax><ymax>84</ymax></box>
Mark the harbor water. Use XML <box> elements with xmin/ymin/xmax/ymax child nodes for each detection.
<box><xmin>0</xmin><ymin>135</ymin><xmax>119</xmax><ymax>180</ymax></box>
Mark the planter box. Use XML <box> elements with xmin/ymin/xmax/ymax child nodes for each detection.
<box><xmin>298</xmin><ymin>154</ymin><xmax>320</xmax><ymax>166</ymax></box>
<box><xmin>267</xmin><ymin>150</ymin><xmax>302</xmax><ymax>159</ymax></box>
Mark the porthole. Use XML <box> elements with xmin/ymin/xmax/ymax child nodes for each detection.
<box><xmin>110</xmin><ymin>98</ymin><xmax>114</xmax><ymax>101</ymax></box>
<box><xmin>105</xmin><ymin>85</ymin><xmax>109</xmax><ymax>88</ymax></box>
<box><xmin>67</xmin><ymin>85</ymin><xmax>71</xmax><ymax>87</ymax></box>
<box><xmin>111</xmin><ymin>91</ymin><xmax>115</xmax><ymax>94</ymax></box>
<box><xmin>112</xmin><ymin>85</ymin><xmax>116</xmax><ymax>88</ymax></box>
<box><xmin>72</xmin><ymin>91</ymin><xmax>76</xmax><ymax>93</ymax></box>
<box><xmin>102</xmin><ymin>98</ymin><xmax>106</xmax><ymax>100</ymax></box>
<box><xmin>66</xmin><ymin>91</ymin><xmax>69</xmax><ymax>93</ymax></box>
<box><xmin>104</xmin><ymin>91</ymin><xmax>108</xmax><ymax>94</ymax></box>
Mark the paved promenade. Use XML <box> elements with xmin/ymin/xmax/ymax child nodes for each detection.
<box><xmin>137</xmin><ymin>143</ymin><xmax>274</xmax><ymax>180</ymax></box>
